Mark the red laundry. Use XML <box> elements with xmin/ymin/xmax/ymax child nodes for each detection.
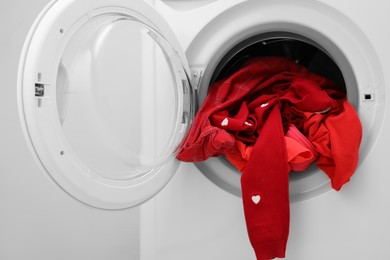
<box><xmin>225</xmin><ymin>124</ymin><xmax>318</xmax><ymax>172</ymax></box>
<box><xmin>224</xmin><ymin>140</ymin><xmax>252</xmax><ymax>172</ymax></box>
<box><xmin>285</xmin><ymin>124</ymin><xmax>319</xmax><ymax>172</ymax></box>
<box><xmin>303</xmin><ymin>101</ymin><xmax>362</xmax><ymax>190</ymax></box>
<box><xmin>240</xmin><ymin>96</ymin><xmax>290</xmax><ymax>260</ymax></box>
<box><xmin>176</xmin><ymin>57</ymin><xmax>362</xmax><ymax>259</ymax></box>
<box><xmin>177</xmin><ymin>57</ymin><xmax>308</xmax><ymax>162</ymax></box>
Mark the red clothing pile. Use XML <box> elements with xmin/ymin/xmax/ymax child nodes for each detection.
<box><xmin>177</xmin><ymin>57</ymin><xmax>362</xmax><ymax>259</ymax></box>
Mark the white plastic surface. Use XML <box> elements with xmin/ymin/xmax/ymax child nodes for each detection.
<box><xmin>1</xmin><ymin>0</ymin><xmax>141</xmax><ymax>259</ymax></box>
<box><xmin>140</xmin><ymin>0</ymin><xmax>390</xmax><ymax>259</ymax></box>
<box><xmin>18</xmin><ymin>0</ymin><xmax>193</xmax><ymax>209</ymax></box>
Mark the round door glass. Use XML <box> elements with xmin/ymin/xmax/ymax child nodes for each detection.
<box><xmin>56</xmin><ymin>14</ymin><xmax>192</xmax><ymax>181</ymax></box>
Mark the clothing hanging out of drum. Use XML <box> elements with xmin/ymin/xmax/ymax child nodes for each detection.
<box><xmin>177</xmin><ymin>57</ymin><xmax>362</xmax><ymax>260</ymax></box>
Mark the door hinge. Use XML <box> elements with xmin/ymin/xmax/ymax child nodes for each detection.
<box><xmin>190</xmin><ymin>68</ymin><xmax>203</xmax><ymax>90</ymax></box>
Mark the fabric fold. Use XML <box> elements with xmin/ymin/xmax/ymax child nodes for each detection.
<box><xmin>303</xmin><ymin>101</ymin><xmax>362</xmax><ymax>190</ymax></box>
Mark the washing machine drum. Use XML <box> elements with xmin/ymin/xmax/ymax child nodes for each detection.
<box><xmin>212</xmin><ymin>37</ymin><xmax>346</xmax><ymax>90</ymax></box>
<box><xmin>18</xmin><ymin>0</ymin><xmax>194</xmax><ymax>209</ymax></box>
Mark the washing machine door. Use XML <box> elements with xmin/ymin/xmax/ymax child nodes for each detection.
<box><xmin>18</xmin><ymin>0</ymin><xmax>194</xmax><ymax>209</ymax></box>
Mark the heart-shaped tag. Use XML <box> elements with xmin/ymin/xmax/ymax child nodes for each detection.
<box><xmin>252</xmin><ymin>195</ymin><xmax>261</xmax><ymax>204</ymax></box>
<box><xmin>221</xmin><ymin>118</ymin><xmax>229</xmax><ymax>126</ymax></box>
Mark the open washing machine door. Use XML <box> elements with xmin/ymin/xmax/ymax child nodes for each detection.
<box><xmin>18</xmin><ymin>0</ymin><xmax>194</xmax><ymax>209</ymax></box>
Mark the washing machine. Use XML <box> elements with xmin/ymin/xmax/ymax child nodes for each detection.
<box><xmin>1</xmin><ymin>0</ymin><xmax>389</xmax><ymax>259</ymax></box>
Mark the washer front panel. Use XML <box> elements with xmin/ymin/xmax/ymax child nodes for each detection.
<box><xmin>185</xmin><ymin>0</ymin><xmax>385</xmax><ymax>202</ymax></box>
<box><xmin>18</xmin><ymin>0</ymin><xmax>193</xmax><ymax>209</ymax></box>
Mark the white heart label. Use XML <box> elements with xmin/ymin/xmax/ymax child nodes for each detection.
<box><xmin>252</xmin><ymin>195</ymin><xmax>261</xmax><ymax>204</ymax></box>
<box><xmin>221</xmin><ymin>118</ymin><xmax>229</xmax><ymax>126</ymax></box>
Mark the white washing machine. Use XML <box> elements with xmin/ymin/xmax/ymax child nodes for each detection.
<box><xmin>1</xmin><ymin>0</ymin><xmax>389</xmax><ymax>259</ymax></box>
